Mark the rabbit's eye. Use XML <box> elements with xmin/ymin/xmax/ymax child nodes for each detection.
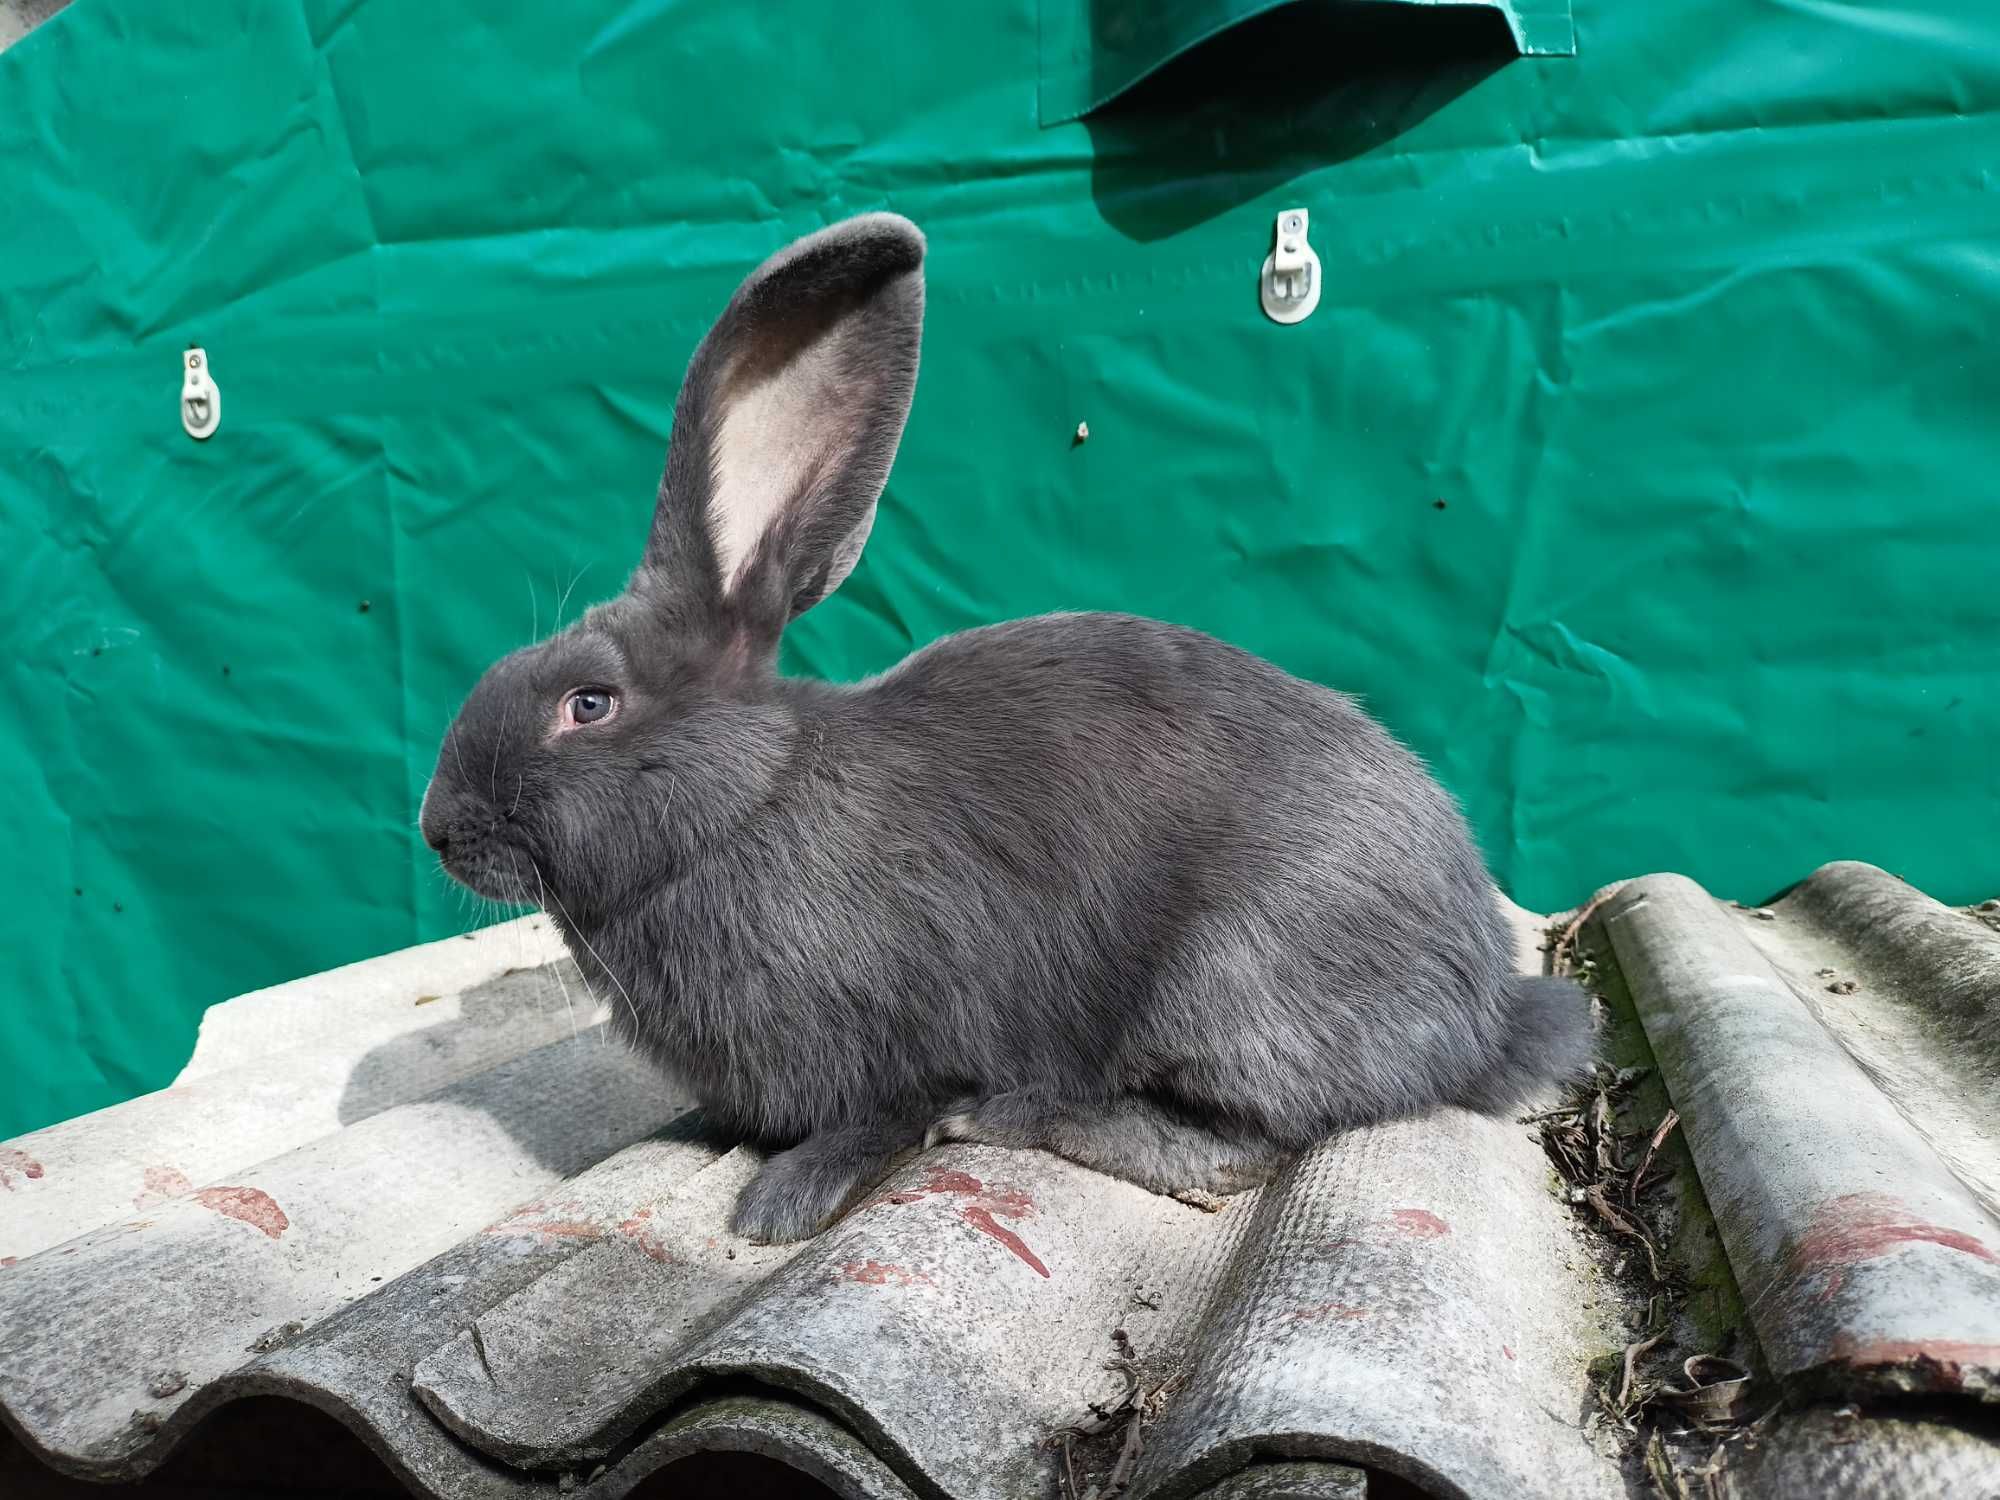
<box><xmin>561</xmin><ymin>688</ymin><xmax>617</xmax><ymax>729</ymax></box>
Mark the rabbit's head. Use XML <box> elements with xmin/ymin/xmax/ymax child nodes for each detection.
<box><xmin>419</xmin><ymin>214</ymin><xmax>925</xmax><ymax>915</ymax></box>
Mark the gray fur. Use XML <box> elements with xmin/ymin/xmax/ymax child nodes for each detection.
<box><xmin>420</xmin><ymin>213</ymin><xmax>1595</xmax><ymax>1244</ymax></box>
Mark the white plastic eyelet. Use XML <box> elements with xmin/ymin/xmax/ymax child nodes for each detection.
<box><xmin>182</xmin><ymin>348</ymin><xmax>221</xmax><ymax>440</ymax></box>
<box><xmin>1260</xmin><ymin>209</ymin><xmax>1321</xmax><ymax>326</ymax></box>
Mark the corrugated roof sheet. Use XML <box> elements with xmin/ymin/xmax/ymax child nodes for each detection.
<box><xmin>3</xmin><ymin>861</ymin><xmax>1999</xmax><ymax>1499</ymax></box>
<box><xmin>0</xmin><ymin>0</ymin><xmax>69</xmax><ymax>54</ymax></box>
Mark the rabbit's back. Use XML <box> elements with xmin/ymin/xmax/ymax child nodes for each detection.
<box><xmin>635</xmin><ymin>612</ymin><xmax>1520</xmax><ymax>1144</ymax></box>
<box><xmin>877</xmin><ymin>613</ymin><xmax>1518</xmax><ymax>1126</ymax></box>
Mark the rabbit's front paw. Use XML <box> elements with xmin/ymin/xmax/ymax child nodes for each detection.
<box><xmin>730</xmin><ymin>1154</ymin><xmax>847</xmax><ymax>1244</ymax></box>
<box><xmin>729</xmin><ymin>1121</ymin><xmax>919</xmax><ymax>1244</ymax></box>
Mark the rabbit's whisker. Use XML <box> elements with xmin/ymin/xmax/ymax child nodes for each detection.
<box><xmin>448</xmin><ymin>724</ymin><xmax>471</xmax><ymax>792</ymax></box>
<box><xmin>531</xmin><ymin>855</ymin><xmax>643</xmax><ymax>1038</ymax></box>
<box><xmin>491</xmin><ymin>699</ymin><xmax>511</xmax><ymax>804</ymax></box>
<box><xmin>555</xmin><ymin>563</ymin><xmax>589</xmax><ymax>631</ymax></box>
<box><xmin>527</xmin><ymin>857</ymin><xmax>581</xmax><ymax>1041</ymax></box>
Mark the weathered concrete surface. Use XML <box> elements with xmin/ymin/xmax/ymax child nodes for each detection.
<box><xmin>1604</xmin><ymin>871</ymin><xmax>2000</xmax><ymax>1403</ymax></box>
<box><xmin>9</xmin><ymin>862</ymin><xmax>2000</xmax><ymax>1496</ymax></box>
<box><xmin>414</xmin><ymin>1113</ymin><xmax>1618</xmax><ymax>1499</ymax></box>
<box><xmin>1779</xmin><ymin>860</ymin><xmax>2000</xmax><ymax>1054</ymax></box>
<box><xmin>0</xmin><ymin>919</ymin><xmax>583</xmax><ymax>1264</ymax></box>
<box><xmin>1708</xmin><ymin>1408</ymin><xmax>2000</xmax><ymax>1499</ymax></box>
<box><xmin>1132</xmin><ymin>1110</ymin><xmax>1620</xmax><ymax>1500</ymax></box>
<box><xmin>0</xmin><ymin>1029</ymin><xmax>683</xmax><ymax>1478</ymax></box>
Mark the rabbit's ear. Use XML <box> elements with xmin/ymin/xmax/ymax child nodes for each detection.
<box><xmin>639</xmin><ymin>214</ymin><xmax>924</xmax><ymax>638</ymax></box>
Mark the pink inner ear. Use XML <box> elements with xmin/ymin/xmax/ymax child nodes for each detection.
<box><xmin>645</xmin><ymin>216</ymin><xmax>923</xmax><ymax>619</ymax></box>
<box><xmin>706</xmin><ymin>306</ymin><xmax>872</xmax><ymax>596</ymax></box>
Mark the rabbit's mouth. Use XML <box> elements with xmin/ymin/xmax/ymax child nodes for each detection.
<box><xmin>433</xmin><ymin>831</ymin><xmax>537</xmax><ymax>907</ymax></box>
<box><xmin>422</xmin><ymin>778</ymin><xmax>540</xmax><ymax>906</ymax></box>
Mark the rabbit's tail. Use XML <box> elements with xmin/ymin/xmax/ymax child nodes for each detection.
<box><xmin>1455</xmin><ymin>976</ymin><xmax>1597</xmax><ymax>1115</ymax></box>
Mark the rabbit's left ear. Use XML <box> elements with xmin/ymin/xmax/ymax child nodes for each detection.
<box><xmin>640</xmin><ymin>213</ymin><xmax>924</xmax><ymax>638</ymax></box>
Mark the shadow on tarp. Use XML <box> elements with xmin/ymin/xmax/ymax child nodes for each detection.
<box><xmin>1085</xmin><ymin>1</ymin><xmax>1519</xmax><ymax>243</ymax></box>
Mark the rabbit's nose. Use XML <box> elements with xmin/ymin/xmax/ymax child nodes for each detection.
<box><xmin>422</xmin><ymin>817</ymin><xmax>452</xmax><ymax>857</ymax></box>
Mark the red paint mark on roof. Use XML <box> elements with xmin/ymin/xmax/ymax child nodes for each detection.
<box><xmin>1392</xmin><ymin>1208</ymin><xmax>1449</xmax><ymax>1238</ymax></box>
<box><xmin>1828</xmin><ymin>1335</ymin><xmax>2000</xmax><ymax>1391</ymax></box>
<box><xmin>482</xmin><ymin>1197</ymin><xmax>612</xmax><ymax>1246</ymax></box>
<box><xmin>867</xmin><ymin>1166</ymin><xmax>1051</xmax><ymax>1277</ymax></box>
<box><xmin>1788</xmin><ymin>1193</ymin><xmax>1995</xmax><ymax>1303</ymax></box>
<box><xmin>616</xmin><ymin>1209</ymin><xmax>674</xmax><ymax>1264</ymax></box>
<box><xmin>923</xmin><ymin>1168</ymin><xmax>985</xmax><ymax>1196</ymax></box>
<box><xmin>1292</xmin><ymin>1300</ymin><xmax>1368</xmax><ymax>1322</ymax></box>
<box><xmin>0</xmin><ymin>1257</ymin><xmax>16</xmax><ymax>1268</ymax></box>
<box><xmin>134</xmin><ymin>1165</ymin><xmax>193</xmax><ymax>1209</ymax></box>
<box><xmin>841</xmin><ymin>1259</ymin><xmax>934</xmax><ymax>1287</ymax></box>
<box><xmin>0</xmin><ymin>1148</ymin><xmax>45</xmax><ymax>1191</ymax></box>
<box><xmin>193</xmin><ymin>1186</ymin><xmax>288</xmax><ymax>1239</ymax></box>
<box><xmin>961</xmin><ymin>1205</ymin><xmax>1050</xmax><ymax>1278</ymax></box>
<box><xmin>1502</xmin><ymin>1345</ymin><xmax>1517</xmax><ymax>1360</ymax></box>
<box><xmin>506</xmin><ymin>1220</ymin><xmax>602</xmax><ymax>1240</ymax></box>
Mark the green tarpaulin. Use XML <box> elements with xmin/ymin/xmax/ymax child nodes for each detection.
<box><xmin>2</xmin><ymin>0</ymin><xmax>1996</xmax><ymax>1138</ymax></box>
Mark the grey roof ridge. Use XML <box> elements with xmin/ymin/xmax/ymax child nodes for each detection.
<box><xmin>1601</xmin><ymin>864</ymin><xmax>2000</xmax><ymax>1404</ymax></box>
<box><xmin>1777</xmin><ymin>859</ymin><xmax>2000</xmax><ymax>1063</ymax></box>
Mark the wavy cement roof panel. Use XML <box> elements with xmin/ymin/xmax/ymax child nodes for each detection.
<box><xmin>4</xmin><ymin>865</ymin><xmax>2000</xmax><ymax>1499</ymax></box>
<box><xmin>1603</xmin><ymin>867</ymin><xmax>2000</xmax><ymax>1403</ymax></box>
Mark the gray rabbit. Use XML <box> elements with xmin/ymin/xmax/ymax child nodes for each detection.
<box><xmin>420</xmin><ymin>213</ymin><xmax>1593</xmax><ymax>1244</ymax></box>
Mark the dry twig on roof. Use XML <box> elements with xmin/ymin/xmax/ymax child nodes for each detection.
<box><xmin>1630</xmin><ymin>1109</ymin><xmax>1681</xmax><ymax>1206</ymax></box>
<box><xmin>1051</xmin><ymin>1328</ymin><xmax>1189</xmax><ymax>1500</ymax></box>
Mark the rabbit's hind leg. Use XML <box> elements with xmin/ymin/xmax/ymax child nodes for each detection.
<box><xmin>927</xmin><ymin>1089</ymin><xmax>1284</xmax><ymax>1204</ymax></box>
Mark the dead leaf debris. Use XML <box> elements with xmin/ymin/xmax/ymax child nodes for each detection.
<box><xmin>1537</xmin><ymin>917</ymin><xmax>1769</xmax><ymax>1496</ymax></box>
<box><xmin>245</xmin><ymin>1320</ymin><xmax>305</xmax><ymax>1355</ymax></box>
<box><xmin>1049</xmin><ymin>1327</ymin><xmax>1189</xmax><ymax>1500</ymax></box>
